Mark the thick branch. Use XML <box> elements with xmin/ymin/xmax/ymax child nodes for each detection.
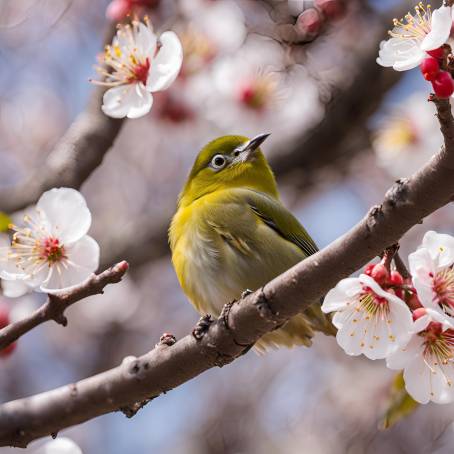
<box><xmin>0</xmin><ymin>261</ymin><xmax>129</xmax><ymax>351</ymax></box>
<box><xmin>0</xmin><ymin>98</ymin><xmax>453</xmax><ymax>448</ymax></box>
<box><xmin>0</xmin><ymin>25</ymin><xmax>123</xmax><ymax>213</ymax></box>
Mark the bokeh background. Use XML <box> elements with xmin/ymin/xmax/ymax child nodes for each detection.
<box><xmin>1</xmin><ymin>0</ymin><xmax>454</xmax><ymax>453</ymax></box>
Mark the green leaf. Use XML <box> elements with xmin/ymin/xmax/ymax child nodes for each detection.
<box><xmin>380</xmin><ymin>372</ymin><xmax>419</xmax><ymax>430</ymax></box>
<box><xmin>0</xmin><ymin>212</ymin><xmax>11</xmax><ymax>232</ymax></box>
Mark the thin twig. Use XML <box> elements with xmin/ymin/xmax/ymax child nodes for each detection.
<box><xmin>0</xmin><ymin>261</ymin><xmax>129</xmax><ymax>351</ymax></box>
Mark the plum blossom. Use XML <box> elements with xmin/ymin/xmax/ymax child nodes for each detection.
<box><xmin>0</xmin><ymin>188</ymin><xmax>100</xmax><ymax>294</ymax></box>
<box><xmin>387</xmin><ymin>308</ymin><xmax>454</xmax><ymax>404</ymax></box>
<box><xmin>188</xmin><ymin>36</ymin><xmax>322</xmax><ymax>138</ymax></box>
<box><xmin>377</xmin><ymin>3</ymin><xmax>452</xmax><ymax>71</ymax></box>
<box><xmin>92</xmin><ymin>18</ymin><xmax>183</xmax><ymax>119</ymax></box>
<box><xmin>321</xmin><ymin>274</ymin><xmax>413</xmax><ymax>360</ymax></box>
<box><xmin>409</xmin><ymin>231</ymin><xmax>454</xmax><ymax>317</ymax></box>
<box><xmin>373</xmin><ymin>93</ymin><xmax>442</xmax><ymax>178</ymax></box>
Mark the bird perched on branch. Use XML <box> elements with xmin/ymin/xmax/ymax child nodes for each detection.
<box><xmin>170</xmin><ymin>134</ymin><xmax>334</xmax><ymax>352</ymax></box>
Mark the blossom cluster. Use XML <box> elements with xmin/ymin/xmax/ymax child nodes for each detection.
<box><xmin>322</xmin><ymin>231</ymin><xmax>454</xmax><ymax>404</ymax></box>
<box><xmin>377</xmin><ymin>2</ymin><xmax>454</xmax><ymax>98</ymax></box>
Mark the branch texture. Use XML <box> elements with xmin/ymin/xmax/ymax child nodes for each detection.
<box><xmin>0</xmin><ymin>261</ymin><xmax>129</xmax><ymax>351</ymax></box>
<box><xmin>0</xmin><ymin>98</ymin><xmax>453</xmax><ymax>447</ymax></box>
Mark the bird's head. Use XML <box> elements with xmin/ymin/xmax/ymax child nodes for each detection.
<box><xmin>178</xmin><ymin>134</ymin><xmax>278</xmax><ymax>207</ymax></box>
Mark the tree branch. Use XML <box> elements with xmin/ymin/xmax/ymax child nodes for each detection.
<box><xmin>0</xmin><ymin>97</ymin><xmax>453</xmax><ymax>448</ymax></box>
<box><xmin>0</xmin><ymin>24</ymin><xmax>124</xmax><ymax>214</ymax></box>
<box><xmin>0</xmin><ymin>261</ymin><xmax>129</xmax><ymax>351</ymax></box>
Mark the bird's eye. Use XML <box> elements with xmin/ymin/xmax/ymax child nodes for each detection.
<box><xmin>210</xmin><ymin>154</ymin><xmax>226</xmax><ymax>170</ymax></box>
<box><xmin>233</xmin><ymin>149</ymin><xmax>240</xmax><ymax>157</ymax></box>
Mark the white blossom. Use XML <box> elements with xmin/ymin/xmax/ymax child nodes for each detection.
<box><xmin>373</xmin><ymin>93</ymin><xmax>442</xmax><ymax>178</ymax></box>
<box><xmin>387</xmin><ymin>308</ymin><xmax>454</xmax><ymax>404</ymax></box>
<box><xmin>0</xmin><ymin>188</ymin><xmax>100</xmax><ymax>294</ymax></box>
<box><xmin>409</xmin><ymin>230</ymin><xmax>454</xmax><ymax>316</ymax></box>
<box><xmin>322</xmin><ymin>274</ymin><xmax>413</xmax><ymax>360</ymax></box>
<box><xmin>377</xmin><ymin>3</ymin><xmax>452</xmax><ymax>71</ymax></box>
<box><xmin>93</xmin><ymin>18</ymin><xmax>183</xmax><ymax>119</ymax></box>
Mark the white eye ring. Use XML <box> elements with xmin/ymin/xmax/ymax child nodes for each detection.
<box><xmin>210</xmin><ymin>154</ymin><xmax>227</xmax><ymax>170</ymax></box>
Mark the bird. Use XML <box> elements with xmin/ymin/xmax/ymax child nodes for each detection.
<box><xmin>169</xmin><ymin>134</ymin><xmax>335</xmax><ymax>352</ymax></box>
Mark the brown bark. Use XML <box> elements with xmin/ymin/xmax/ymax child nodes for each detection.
<box><xmin>0</xmin><ymin>262</ymin><xmax>129</xmax><ymax>351</ymax></box>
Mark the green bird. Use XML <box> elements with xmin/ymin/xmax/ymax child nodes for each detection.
<box><xmin>169</xmin><ymin>134</ymin><xmax>334</xmax><ymax>352</ymax></box>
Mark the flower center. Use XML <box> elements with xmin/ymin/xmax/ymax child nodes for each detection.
<box><xmin>389</xmin><ymin>2</ymin><xmax>432</xmax><ymax>41</ymax></box>
<box><xmin>422</xmin><ymin>325</ymin><xmax>454</xmax><ymax>368</ymax></box>
<box><xmin>128</xmin><ymin>57</ymin><xmax>150</xmax><ymax>84</ymax></box>
<box><xmin>359</xmin><ymin>288</ymin><xmax>390</xmax><ymax>316</ymax></box>
<box><xmin>433</xmin><ymin>267</ymin><xmax>454</xmax><ymax>310</ymax></box>
<box><xmin>40</xmin><ymin>237</ymin><xmax>66</xmax><ymax>264</ymax></box>
<box><xmin>378</xmin><ymin>118</ymin><xmax>419</xmax><ymax>150</ymax></box>
<box><xmin>238</xmin><ymin>76</ymin><xmax>276</xmax><ymax>111</ymax></box>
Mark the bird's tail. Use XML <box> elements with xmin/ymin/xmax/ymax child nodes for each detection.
<box><xmin>254</xmin><ymin>301</ymin><xmax>336</xmax><ymax>354</ymax></box>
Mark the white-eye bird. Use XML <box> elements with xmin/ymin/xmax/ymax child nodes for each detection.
<box><xmin>169</xmin><ymin>134</ymin><xmax>334</xmax><ymax>352</ymax></box>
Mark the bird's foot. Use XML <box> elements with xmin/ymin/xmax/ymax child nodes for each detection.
<box><xmin>192</xmin><ymin>314</ymin><xmax>213</xmax><ymax>340</ymax></box>
<box><xmin>241</xmin><ymin>289</ymin><xmax>253</xmax><ymax>299</ymax></box>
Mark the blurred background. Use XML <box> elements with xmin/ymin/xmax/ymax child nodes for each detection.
<box><xmin>1</xmin><ymin>0</ymin><xmax>454</xmax><ymax>453</ymax></box>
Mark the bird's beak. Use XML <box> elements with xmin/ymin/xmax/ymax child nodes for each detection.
<box><xmin>239</xmin><ymin>133</ymin><xmax>270</xmax><ymax>161</ymax></box>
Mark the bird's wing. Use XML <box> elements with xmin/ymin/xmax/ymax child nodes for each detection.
<box><xmin>243</xmin><ymin>190</ymin><xmax>318</xmax><ymax>257</ymax></box>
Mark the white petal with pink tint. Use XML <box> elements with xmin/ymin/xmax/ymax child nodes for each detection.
<box><xmin>322</xmin><ymin>274</ymin><xmax>413</xmax><ymax>360</ymax></box>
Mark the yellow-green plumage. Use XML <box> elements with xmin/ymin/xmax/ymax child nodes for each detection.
<box><xmin>170</xmin><ymin>135</ymin><xmax>334</xmax><ymax>352</ymax></box>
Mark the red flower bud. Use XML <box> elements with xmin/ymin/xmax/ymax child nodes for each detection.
<box><xmin>420</xmin><ymin>57</ymin><xmax>440</xmax><ymax>81</ymax></box>
<box><xmin>364</xmin><ymin>263</ymin><xmax>375</xmax><ymax>276</ymax></box>
<box><xmin>371</xmin><ymin>263</ymin><xmax>389</xmax><ymax>285</ymax></box>
<box><xmin>432</xmin><ymin>71</ymin><xmax>454</xmax><ymax>98</ymax></box>
<box><xmin>389</xmin><ymin>270</ymin><xmax>404</xmax><ymax>286</ymax></box>
<box><xmin>427</xmin><ymin>47</ymin><xmax>444</xmax><ymax>60</ymax></box>
<box><xmin>314</xmin><ymin>0</ymin><xmax>346</xmax><ymax>20</ymax></box>
<box><xmin>295</xmin><ymin>8</ymin><xmax>323</xmax><ymax>39</ymax></box>
<box><xmin>0</xmin><ymin>342</ymin><xmax>16</xmax><ymax>358</ymax></box>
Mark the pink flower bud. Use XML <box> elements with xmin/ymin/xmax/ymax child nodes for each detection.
<box><xmin>364</xmin><ymin>263</ymin><xmax>375</xmax><ymax>276</ymax></box>
<box><xmin>412</xmin><ymin>307</ymin><xmax>427</xmax><ymax>321</ymax></box>
<box><xmin>420</xmin><ymin>57</ymin><xmax>440</xmax><ymax>81</ymax></box>
<box><xmin>295</xmin><ymin>8</ymin><xmax>323</xmax><ymax>39</ymax></box>
<box><xmin>106</xmin><ymin>0</ymin><xmax>132</xmax><ymax>21</ymax></box>
<box><xmin>389</xmin><ymin>271</ymin><xmax>404</xmax><ymax>286</ymax></box>
<box><xmin>314</xmin><ymin>0</ymin><xmax>346</xmax><ymax>21</ymax></box>
<box><xmin>427</xmin><ymin>47</ymin><xmax>444</xmax><ymax>60</ymax></box>
<box><xmin>371</xmin><ymin>263</ymin><xmax>389</xmax><ymax>285</ymax></box>
<box><xmin>432</xmin><ymin>71</ymin><xmax>454</xmax><ymax>98</ymax></box>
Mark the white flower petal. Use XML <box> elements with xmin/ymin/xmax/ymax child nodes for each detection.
<box><xmin>377</xmin><ymin>38</ymin><xmax>425</xmax><ymax>71</ymax></box>
<box><xmin>421</xmin><ymin>230</ymin><xmax>454</xmax><ymax>267</ymax></box>
<box><xmin>135</xmin><ymin>22</ymin><xmax>157</xmax><ymax>57</ymax></box>
<box><xmin>102</xmin><ymin>84</ymin><xmax>153</xmax><ymax>119</ymax></box>
<box><xmin>146</xmin><ymin>31</ymin><xmax>183</xmax><ymax>92</ymax></box>
<box><xmin>421</xmin><ymin>5</ymin><xmax>452</xmax><ymax>51</ymax></box>
<box><xmin>1</xmin><ymin>279</ymin><xmax>30</xmax><ymax>298</ymax></box>
<box><xmin>37</xmin><ymin>188</ymin><xmax>91</xmax><ymax>244</ymax></box>
<box><xmin>41</xmin><ymin>236</ymin><xmax>99</xmax><ymax>294</ymax></box>
<box><xmin>386</xmin><ymin>335</ymin><xmax>423</xmax><ymax>370</ymax></box>
<box><xmin>44</xmin><ymin>437</ymin><xmax>83</xmax><ymax>454</ymax></box>
<box><xmin>321</xmin><ymin>277</ymin><xmax>363</xmax><ymax>313</ymax></box>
